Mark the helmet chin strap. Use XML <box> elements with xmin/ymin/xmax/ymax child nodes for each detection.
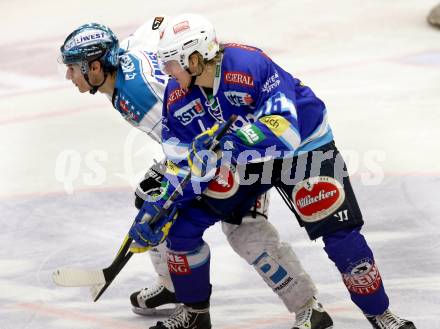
<box><xmin>186</xmin><ymin>68</ymin><xmax>201</xmax><ymax>89</ymax></box>
<box><xmin>84</xmin><ymin>73</ymin><xmax>108</xmax><ymax>95</ymax></box>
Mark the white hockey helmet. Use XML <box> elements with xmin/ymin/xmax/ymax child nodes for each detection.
<box><xmin>157</xmin><ymin>13</ymin><xmax>219</xmax><ymax>73</ymax></box>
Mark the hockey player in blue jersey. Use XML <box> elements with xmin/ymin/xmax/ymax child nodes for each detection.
<box><xmin>60</xmin><ymin>19</ymin><xmax>334</xmax><ymax>329</ymax></box>
<box><xmin>128</xmin><ymin>13</ymin><xmax>417</xmax><ymax>329</ymax></box>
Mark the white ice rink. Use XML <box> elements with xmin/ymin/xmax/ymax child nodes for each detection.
<box><xmin>1</xmin><ymin>0</ymin><xmax>439</xmax><ymax>328</ymax></box>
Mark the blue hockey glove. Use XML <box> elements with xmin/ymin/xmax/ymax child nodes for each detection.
<box><xmin>187</xmin><ymin>123</ymin><xmax>224</xmax><ymax>177</ymax></box>
<box><xmin>129</xmin><ymin>199</ymin><xmax>178</xmax><ymax>253</ymax></box>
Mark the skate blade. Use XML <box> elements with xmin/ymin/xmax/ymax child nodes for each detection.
<box><xmin>132</xmin><ymin>304</ymin><xmax>178</xmax><ymax>316</ymax></box>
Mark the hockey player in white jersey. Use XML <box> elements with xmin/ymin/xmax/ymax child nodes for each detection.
<box><xmin>60</xmin><ymin>19</ymin><xmax>333</xmax><ymax>329</ymax></box>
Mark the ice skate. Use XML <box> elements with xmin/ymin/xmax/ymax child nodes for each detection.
<box><xmin>130</xmin><ymin>283</ymin><xmax>179</xmax><ymax>316</ymax></box>
<box><xmin>149</xmin><ymin>302</ymin><xmax>211</xmax><ymax>329</ymax></box>
<box><xmin>292</xmin><ymin>297</ymin><xmax>333</xmax><ymax>329</ymax></box>
<box><xmin>366</xmin><ymin>309</ymin><xmax>416</xmax><ymax>329</ymax></box>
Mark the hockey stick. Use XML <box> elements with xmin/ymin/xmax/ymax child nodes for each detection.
<box><xmin>53</xmin><ymin>116</ymin><xmax>236</xmax><ymax>301</ymax></box>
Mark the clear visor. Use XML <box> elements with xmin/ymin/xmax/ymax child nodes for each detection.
<box><xmin>161</xmin><ymin>60</ymin><xmax>186</xmax><ymax>76</ymax></box>
<box><xmin>56</xmin><ymin>55</ymin><xmax>70</xmax><ymax>80</ymax></box>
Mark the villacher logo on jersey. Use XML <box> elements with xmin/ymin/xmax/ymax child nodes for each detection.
<box><xmin>292</xmin><ymin>176</ymin><xmax>346</xmax><ymax>223</ymax></box>
<box><xmin>204</xmin><ymin>165</ymin><xmax>240</xmax><ymax>199</ymax></box>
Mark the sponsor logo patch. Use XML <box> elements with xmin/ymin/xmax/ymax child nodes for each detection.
<box><xmin>254</xmin><ymin>252</ymin><xmax>288</xmax><ymax>285</ymax></box>
<box><xmin>72</xmin><ymin>31</ymin><xmax>108</xmax><ymax>48</ymax></box>
<box><xmin>174</xmin><ymin>99</ymin><xmax>205</xmax><ymax>125</ymax></box>
<box><xmin>204</xmin><ymin>165</ymin><xmax>239</xmax><ymax>199</ymax></box>
<box><xmin>342</xmin><ymin>258</ymin><xmax>382</xmax><ymax>295</ymax></box>
<box><xmin>173</xmin><ymin>21</ymin><xmax>190</xmax><ymax>34</ymax></box>
<box><xmin>259</xmin><ymin>115</ymin><xmax>290</xmax><ymax>136</ymax></box>
<box><xmin>207</xmin><ymin>39</ymin><xmax>218</xmax><ymax>52</ymax></box>
<box><xmin>292</xmin><ymin>176</ymin><xmax>345</xmax><ymax>222</ymax></box>
<box><xmin>224</xmin><ymin>71</ymin><xmax>254</xmax><ymax>87</ymax></box>
<box><xmin>261</xmin><ymin>70</ymin><xmax>280</xmax><ymax>93</ymax></box>
<box><xmin>167</xmin><ymin>87</ymin><xmax>188</xmax><ymax>109</ymax></box>
<box><xmin>224</xmin><ymin>91</ymin><xmax>254</xmax><ymax>107</ymax></box>
<box><xmin>274</xmin><ymin>276</ymin><xmax>295</xmax><ymax>292</ymax></box>
<box><xmin>167</xmin><ymin>253</ymin><xmax>191</xmax><ymax>275</ymax></box>
<box><xmin>237</xmin><ymin>124</ymin><xmax>266</xmax><ymax>145</ymax></box>
<box><xmin>152</xmin><ymin>16</ymin><xmax>164</xmax><ymax>30</ymax></box>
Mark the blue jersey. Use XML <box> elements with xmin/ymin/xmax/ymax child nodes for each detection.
<box><xmin>159</xmin><ymin>43</ymin><xmax>334</xmax><ymax>204</ymax></box>
<box><xmin>162</xmin><ymin>43</ymin><xmax>333</xmax><ymax>164</ymax></box>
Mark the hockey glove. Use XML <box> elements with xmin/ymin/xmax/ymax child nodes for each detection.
<box><xmin>129</xmin><ymin>199</ymin><xmax>178</xmax><ymax>253</ymax></box>
<box><xmin>134</xmin><ymin>160</ymin><xmax>166</xmax><ymax>209</ymax></box>
<box><xmin>187</xmin><ymin>123</ymin><xmax>224</xmax><ymax>178</ymax></box>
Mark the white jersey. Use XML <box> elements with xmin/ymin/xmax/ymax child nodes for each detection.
<box><xmin>111</xmin><ymin>16</ymin><xmax>169</xmax><ymax>142</ymax></box>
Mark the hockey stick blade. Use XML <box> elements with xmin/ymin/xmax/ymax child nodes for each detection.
<box><xmin>90</xmin><ymin>283</ymin><xmax>106</xmax><ymax>300</ymax></box>
<box><xmin>92</xmin><ymin>250</ymin><xmax>134</xmax><ymax>301</ymax></box>
<box><xmin>53</xmin><ymin>267</ymin><xmax>106</xmax><ymax>287</ymax></box>
<box><xmin>53</xmin><ymin>233</ymin><xmax>133</xmax><ymax>289</ymax></box>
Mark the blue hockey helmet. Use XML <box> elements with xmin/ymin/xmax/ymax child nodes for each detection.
<box><xmin>60</xmin><ymin>23</ymin><xmax>119</xmax><ymax>74</ymax></box>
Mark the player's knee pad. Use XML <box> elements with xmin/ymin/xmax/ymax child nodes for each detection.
<box><xmin>222</xmin><ymin>214</ymin><xmax>279</xmax><ymax>264</ymax></box>
<box><xmin>148</xmin><ymin>242</ymin><xmax>174</xmax><ymax>291</ymax></box>
<box><xmin>167</xmin><ymin>242</ymin><xmax>211</xmax><ymax>304</ymax></box>
<box><xmin>253</xmin><ymin>242</ymin><xmax>318</xmax><ymax>313</ymax></box>
<box><xmin>323</xmin><ymin>228</ymin><xmax>389</xmax><ymax>314</ymax></box>
<box><xmin>223</xmin><ymin>217</ymin><xmax>317</xmax><ymax>313</ymax></box>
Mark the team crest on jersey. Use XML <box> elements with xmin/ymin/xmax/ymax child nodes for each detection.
<box><xmin>204</xmin><ymin>165</ymin><xmax>240</xmax><ymax>199</ymax></box>
<box><xmin>342</xmin><ymin>258</ymin><xmax>382</xmax><ymax>295</ymax></box>
<box><xmin>224</xmin><ymin>71</ymin><xmax>254</xmax><ymax>87</ymax></box>
<box><xmin>152</xmin><ymin>16</ymin><xmax>165</xmax><ymax>30</ymax></box>
<box><xmin>119</xmin><ymin>54</ymin><xmax>136</xmax><ymax>80</ymax></box>
<box><xmin>224</xmin><ymin>91</ymin><xmax>254</xmax><ymax>107</ymax></box>
<box><xmin>174</xmin><ymin>99</ymin><xmax>205</xmax><ymax>125</ymax></box>
<box><xmin>117</xmin><ymin>94</ymin><xmax>142</xmax><ymax>123</ymax></box>
<box><xmin>292</xmin><ymin>176</ymin><xmax>345</xmax><ymax>223</ymax></box>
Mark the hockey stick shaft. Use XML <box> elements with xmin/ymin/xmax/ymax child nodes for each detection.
<box><xmin>92</xmin><ymin>115</ymin><xmax>236</xmax><ymax>301</ymax></box>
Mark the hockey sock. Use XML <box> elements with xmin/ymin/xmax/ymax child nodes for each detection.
<box><xmin>323</xmin><ymin>228</ymin><xmax>389</xmax><ymax>315</ymax></box>
<box><xmin>167</xmin><ymin>242</ymin><xmax>212</xmax><ymax>304</ymax></box>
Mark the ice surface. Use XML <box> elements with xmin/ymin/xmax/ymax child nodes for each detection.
<box><xmin>1</xmin><ymin>1</ymin><xmax>439</xmax><ymax>328</ymax></box>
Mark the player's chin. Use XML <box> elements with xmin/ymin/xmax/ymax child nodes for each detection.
<box><xmin>78</xmin><ymin>86</ymin><xmax>91</xmax><ymax>93</ymax></box>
